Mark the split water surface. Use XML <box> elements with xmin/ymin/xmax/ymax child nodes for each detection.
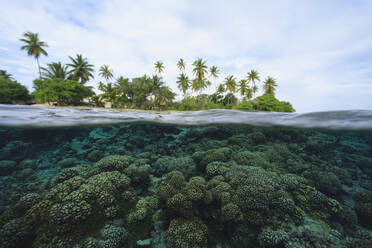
<box><xmin>0</xmin><ymin>105</ymin><xmax>371</xmax><ymax>247</ymax></box>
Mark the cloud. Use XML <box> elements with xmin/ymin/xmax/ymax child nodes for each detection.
<box><xmin>0</xmin><ymin>0</ymin><xmax>372</xmax><ymax>112</ymax></box>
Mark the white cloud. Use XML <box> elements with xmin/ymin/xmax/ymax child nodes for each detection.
<box><xmin>0</xmin><ymin>0</ymin><xmax>372</xmax><ymax>112</ymax></box>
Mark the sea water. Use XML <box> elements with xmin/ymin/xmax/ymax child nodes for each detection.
<box><xmin>0</xmin><ymin>105</ymin><xmax>371</xmax><ymax>248</ymax></box>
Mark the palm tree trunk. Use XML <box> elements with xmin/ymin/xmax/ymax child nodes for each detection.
<box><xmin>36</xmin><ymin>57</ymin><xmax>42</xmax><ymax>79</ymax></box>
<box><xmin>198</xmin><ymin>89</ymin><xmax>202</xmax><ymax>109</ymax></box>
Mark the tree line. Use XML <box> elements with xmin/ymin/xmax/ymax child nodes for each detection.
<box><xmin>0</xmin><ymin>32</ymin><xmax>295</xmax><ymax>112</ymax></box>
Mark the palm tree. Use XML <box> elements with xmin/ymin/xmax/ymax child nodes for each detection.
<box><xmin>151</xmin><ymin>75</ymin><xmax>165</xmax><ymax>105</ymax></box>
<box><xmin>0</xmin><ymin>70</ymin><xmax>14</xmax><ymax>80</ymax></box>
<box><xmin>224</xmin><ymin>75</ymin><xmax>237</xmax><ymax>94</ymax></box>
<box><xmin>191</xmin><ymin>79</ymin><xmax>211</xmax><ymax>96</ymax></box>
<box><xmin>20</xmin><ymin>32</ymin><xmax>48</xmax><ymax>79</ymax></box>
<box><xmin>115</xmin><ymin>76</ymin><xmax>131</xmax><ymax>92</ymax></box>
<box><xmin>223</xmin><ymin>93</ymin><xmax>238</xmax><ymax>106</ymax></box>
<box><xmin>154</xmin><ymin>61</ymin><xmax>164</xmax><ymax>74</ymax></box>
<box><xmin>191</xmin><ymin>58</ymin><xmax>210</xmax><ymax>98</ymax></box>
<box><xmin>238</xmin><ymin>79</ymin><xmax>252</xmax><ymax>99</ymax></box>
<box><xmin>98</xmin><ymin>82</ymin><xmax>118</xmax><ymax>104</ymax></box>
<box><xmin>247</xmin><ymin>70</ymin><xmax>260</xmax><ymax>98</ymax></box>
<box><xmin>177</xmin><ymin>58</ymin><xmax>186</xmax><ymax>71</ymax></box>
<box><xmin>192</xmin><ymin>58</ymin><xmax>208</xmax><ymax>81</ymax></box>
<box><xmin>67</xmin><ymin>54</ymin><xmax>94</xmax><ymax>84</ymax></box>
<box><xmin>99</xmin><ymin>65</ymin><xmax>114</xmax><ymax>82</ymax></box>
<box><xmin>224</xmin><ymin>75</ymin><xmax>237</xmax><ymax>104</ymax></box>
<box><xmin>115</xmin><ymin>76</ymin><xmax>133</xmax><ymax>104</ymax></box>
<box><xmin>41</xmin><ymin>62</ymin><xmax>69</xmax><ymax>79</ymax></box>
<box><xmin>176</xmin><ymin>73</ymin><xmax>190</xmax><ymax>97</ymax></box>
<box><xmin>216</xmin><ymin>83</ymin><xmax>225</xmax><ymax>95</ymax></box>
<box><xmin>209</xmin><ymin>65</ymin><xmax>219</xmax><ymax>90</ymax></box>
<box><xmin>157</xmin><ymin>86</ymin><xmax>176</xmax><ymax>107</ymax></box>
<box><xmin>263</xmin><ymin>76</ymin><xmax>278</xmax><ymax>94</ymax></box>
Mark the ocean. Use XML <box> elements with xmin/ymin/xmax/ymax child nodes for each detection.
<box><xmin>0</xmin><ymin>104</ymin><xmax>371</xmax><ymax>248</ymax></box>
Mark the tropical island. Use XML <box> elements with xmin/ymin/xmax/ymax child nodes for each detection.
<box><xmin>0</xmin><ymin>32</ymin><xmax>295</xmax><ymax>112</ymax></box>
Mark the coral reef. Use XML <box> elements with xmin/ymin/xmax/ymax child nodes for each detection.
<box><xmin>153</xmin><ymin>156</ymin><xmax>196</xmax><ymax>178</ymax></box>
<box><xmin>0</xmin><ymin>124</ymin><xmax>371</xmax><ymax>247</ymax></box>
<box><xmin>165</xmin><ymin>218</ymin><xmax>208</xmax><ymax>248</ymax></box>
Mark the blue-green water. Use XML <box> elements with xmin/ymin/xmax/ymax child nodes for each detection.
<box><xmin>0</xmin><ymin>105</ymin><xmax>371</xmax><ymax>248</ymax></box>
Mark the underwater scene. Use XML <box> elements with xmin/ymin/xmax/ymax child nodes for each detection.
<box><xmin>1</xmin><ymin>106</ymin><xmax>372</xmax><ymax>248</ymax></box>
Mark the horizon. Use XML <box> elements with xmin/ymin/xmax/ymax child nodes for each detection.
<box><xmin>1</xmin><ymin>0</ymin><xmax>372</xmax><ymax>112</ymax></box>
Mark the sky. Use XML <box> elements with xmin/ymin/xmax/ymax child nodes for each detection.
<box><xmin>1</xmin><ymin>0</ymin><xmax>372</xmax><ymax>112</ymax></box>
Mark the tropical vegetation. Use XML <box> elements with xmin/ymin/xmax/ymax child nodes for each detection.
<box><xmin>1</xmin><ymin>31</ymin><xmax>295</xmax><ymax>112</ymax></box>
<box><xmin>247</xmin><ymin>69</ymin><xmax>260</xmax><ymax>98</ymax></box>
<box><xmin>154</xmin><ymin>61</ymin><xmax>164</xmax><ymax>74</ymax></box>
<box><xmin>0</xmin><ymin>70</ymin><xmax>14</xmax><ymax>80</ymax></box>
<box><xmin>19</xmin><ymin>32</ymin><xmax>48</xmax><ymax>79</ymax></box>
<box><xmin>32</xmin><ymin>78</ymin><xmax>93</xmax><ymax>105</ymax></box>
<box><xmin>67</xmin><ymin>54</ymin><xmax>95</xmax><ymax>84</ymax></box>
<box><xmin>99</xmin><ymin>65</ymin><xmax>114</xmax><ymax>82</ymax></box>
<box><xmin>255</xmin><ymin>93</ymin><xmax>295</xmax><ymax>112</ymax></box>
<box><xmin>0</xmin><ymin>77</ymin><xmax>30</xmax><ymax>104</ymax></box>
<box><xmin>41</xmin><ymin>62</ymin><xmax>69</xmax><ymax>80</ymax></box>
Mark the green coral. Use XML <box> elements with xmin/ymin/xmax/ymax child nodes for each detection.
<box><xmin>230</xmin><ymin>167</ymin><xmax>281</xmax><ymax>211</ymax></box>
<box><xmin>127</xmin><ymin>196</ymin><xmax>159</xmax><ymax>223</ymax></box>
<box><xmin>24</xmin><ymin>200</ymin><xmax>53</xmax><ymax>232</ymax></box>
<box><xmin>165</xmin><ymin>218</ymin><xmax>208</xmax><ymax>248</ymax></box>
<box><xmin>232</xmin><ymin>151</ymin><xmax>270</xmax><ymax>168</ymax></box>
<box><xmin>156</xmin><ymin>170</ymin><xmax>186</xmax><ymax>200</ymax></box>
<box><xmin>207</xmin><ymin>179</ymin><xmax>233</xmax><ymax>204</ymax></box>
<box><xmin>166</xmin><ymin>193</ymin><xmax>193</xmax><ymax>217</ymax></box>
<box><xmin>1</xmin><ymin>123</ymin><xmax>371</xmax><ymax>248</ymax></box>
<box><xmin>154</xmin><ymin>156</ymin><xmax>197</xmax><ymax>178</ymax></box>
<box><xmin>337</xmin><ymin>205</ymin><xmax>358</xmax><ymax>229</ymax></box>
<box><xmin>205</xmin><ymin>161</ymin><xmax>230</xmax><ymax>177</ymax></box>
<box><xmin>200</xmin><ymin>147</ymin><xmax>231</xmax><ymax>168</ymax></box>
<box><xmin>124</xmin><ymin>163</ymin><xmax>151</xmax><ymax>186</ymax></box>
<box><xmin>98</xmin><ymin>224</ymin><xmax>128</xmax><ymax>248</ymax></box>
<box><xmin>49</xmin><ymin>199</ymin><xmax>92</xmax><ymax>231</ymax></box>
<box><xmin>258</xmin><ymin>227</ymin><xmax>289</xmax><ymax>247</ymax></box>
<box><xmin>0</xmin><ymin>218</ymin><xmax>28</xmax><ymax>248</ymax></box>
<box><xmin>0</xmin><ymin>156</ymin><xmax>143</xmax><ymax>247</ymax></box>
<box><xmin>185</xmin><ymin>176</ymin><xmax>207</xmax><ymax>202</ymax></box>
<box><xmin>245</xmin><ymin>210</ymin><xmax>264</xmax><ymax>226</ymax></box>
<box><xmin>95</xmin><ymin>155</ymin><xmax>132</xmax><ymax>173</ymax></box>
<box><xmin>221</xmin><ymin>203</ymin><xmax>243</xmax><ymax>222</ymax></box>
<box><xmin>15</xmin><ymin>193</ymin><xmax>41</xmax><ymax>213</ymax></box>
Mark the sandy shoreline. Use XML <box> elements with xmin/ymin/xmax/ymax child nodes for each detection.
<box><xmin>30</xmin><ymin>104</ymin><xmax>193</xmax><ymax>114</ymax></box>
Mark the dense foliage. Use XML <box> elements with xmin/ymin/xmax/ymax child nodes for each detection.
<box><xmin>0</xmin><ymin>78</ymin><xmax>30</xmax><ymax>104</ymax></box>
<box><xmin>255</xmin><ymin>93</ymin><xmax>295</xmax><ymax>112</ymax></box>
<box><xmin>0</xmin><ymin>70</ymin><xmax>14</xmax><ymax>80</ymax></box>
<box><xmin>233</xmin><ymin>98</ymin><xmax>254</xmax><ymax>110</ymax></box>
<box><xmin>32</xmin><ymin>78</ymin><xmax>94</xmax><ymax>105</ymax></box>
<box><xmin>6</xmin><ymin>31</ymin><xmax>296</xmax><ymax>112</ymax></box>
<box><xmin>98</xmin><ymin>75</ymin><xmax>176</xmax><ymax>109</ymax></box>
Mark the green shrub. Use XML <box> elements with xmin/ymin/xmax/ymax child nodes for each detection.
<box><xmin>32</xmin><ymin>78</ymin><xmax>94</xmax><ymax>105</ymax></box>
<box><xmin>206</xmin><ymin>101</ymin><xmax>223</xmax><ymax>110</ymax></box>
<box><xmin>255</xmin><ymin>94</ymin><xmax>295</xmax><ymax>112</ymax></box>
<box><xmin>233</xmin><ymin>99</ymin><xmax>254</xmax><ymax>110</ymax></box>
<box><xmin>174</xmin><ymin>96</ymin><xmax>198</xmax><ymax>111</ymax></box>
<box><xmin>0</xmin><ymin>78</ymin><xmax>30</xmax><ymax>103</ymax></box>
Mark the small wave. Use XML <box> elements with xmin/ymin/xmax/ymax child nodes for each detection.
<box><xmin>0</xmin><ymin>104</ymin><xmax>371</xmax><ymax>131</ymax></box>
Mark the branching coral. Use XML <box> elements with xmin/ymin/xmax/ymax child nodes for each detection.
<box><xmin>200</xmin><ymin>147</ymin><xmax>231</xmax><ymax>168</ymax></box>
<box><xmin>165</xmin><ymin>217</ymin><xmax>208</xmax><ymax>248</ymax></box>
<box><xmin>95</xmin><ymin>155</ymin><xmax>132</xmax><ymax>173</ymax></box>
<box><xmin>127</xmin><ymin>196</ymin><xmax>159</xmax><ymax>223</ymax></box>
<box><xmin>1</xmin><ymin>124</ymin><xmax>371</xmax><ymax>248</ymax></box>
<box><xmin>153</xmin><ymin>156</ymin><xmax>197</xmax><ymax>178</ymax></box>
